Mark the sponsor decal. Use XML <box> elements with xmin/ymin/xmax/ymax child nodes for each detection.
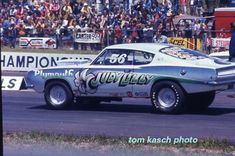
<box><xmin>2</xmin><ymin>76</ymin><xmax>24</xmax><ymax>90</ymax></box>
<box><xmin>34</xmin><ymin>69</ymin><xmax>74</xmax><ymax>77</ymax></box>
<box><xmin>90</xmin><ymin>72</ymin><xmax>154</xmax><ymax>87</ymax></box>
<box><xmin>19</xmin><ymin>37</ymin><xmax>56</xmax><ymax>49</ymax></box>
<box><xmin>74</xmin><ymin>69</ymin><xmax>154</xmax><ymax>94</ymax></box>
<box><xmin>75</xmin><ymin>32</ymin><xmax>101</xmax><ymax>43</ymax></box>
<box><xmin>211</xmin><ymin>38</ymin><xmax>230</xmax><ymax>49</ymax></box>
<box><xmin>168</xmin><ymin>37</ymin><xmax>201</xmax><ymax>50</ymax></box>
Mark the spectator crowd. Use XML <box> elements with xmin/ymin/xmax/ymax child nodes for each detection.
<box><xmin>0</xmin><ymin>0</ymin><xmax>223</xmax><ymax>52</ymax></box>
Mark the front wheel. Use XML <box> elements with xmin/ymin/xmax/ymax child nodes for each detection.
<box><xmin>151</xmin><ymin>81</ymin><xmax>186</xmax><ymax>114</ymax></box>
<box><xmin>44</xmin><ymin>81</ymin><xmax>74</xmax><ymax>109</ymax></box>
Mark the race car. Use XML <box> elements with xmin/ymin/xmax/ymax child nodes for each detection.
<box><xmin>25</xmin><ymin>43</ymin><xmax>235</xmax><ymax>113</ymax></box>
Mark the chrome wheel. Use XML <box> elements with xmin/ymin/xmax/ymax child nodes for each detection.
<box><xmin>158</xmin><ymin>88</ymin><xmax>176</xmax><ymax>108</ymax></box>
<box><xmin>49</xmin><ymin>85</ymin><xmax>66</xmax><ymax>105</ymax></box>
<box><xmin>151</xmin><ymin>81</ymin><xmax>186</xmax><ymax>114</ymax></box>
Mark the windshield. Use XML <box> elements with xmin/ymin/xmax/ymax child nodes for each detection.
<box><xmin>159</xmin><ymin>46</ymin><xmax>208</xmax><ymax>60</ymax></box>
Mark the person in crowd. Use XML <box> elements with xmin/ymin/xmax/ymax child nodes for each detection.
<box><xmin>206</xmin><ymin>34</ymin><xmax>212</xmax><ymax>54</ymax></box>
<box><xmin>184</xmin><ymin>23</ymin><xmax>193</xmax><ymax>38</ymax></box>
<box><xmin>0</xmin><ymin>0</ymin><xmax>214</xmax><ymax>51</ymax></box>
<box><xmin>199</xmin><ymin>21</ymin><xmax>208</xmax><ymax>52</ymax></box>
<box><xmin>49</xmin><ymin>0</ymin><xmax>61</xmax><ymax>16</ymax></box>
<box><xmin>129</xmin><ymin>26</ymin><xmax>139</xmax><ymax>43</ymax></box>
<box><xmin>189</xmin><ymin>0</ymin><xmax>195</xmax><ymax>16</ymax></box>
<box><xmin>0</xmin><ymin>23</ymin><xmax>3</xmax><ymax>42</ymax></box>
<box><xmin>229</xmin><ymin>22</ymin><xmax>235</xmax><ymax>62</ymax></box>
<box><xmin>61</xmin><ymin>1</ymin><xmax>73</xmax><ymax>16</ymax></box>
<box><xmin>107</xmin><ymin>25</ymin><xmax>115</xmax><ymax>45</ymax></box>
<box><xmin>15</xmin><ymin>5</ymin><xmax>25</xmax><ymax>19</ymax></box>
<box><xmin>16</xmin><ymin>20</ymin><xmax>26</xmax><ymax>37</ymax></box>
<box><xmin>2</xmin><ymin>16</ymin><xmax>10</xmax><ymax>46</ymax></box>
<box><xmin>143</xmin><ymin>23</ymin><xmax>154</xmax><ymax>43</ymax></box>
<box><xmin>193</xmin><ymin>20</ymin><xmax>201</xmax><ymax>37</ymax></box>
<box><xmin>194</xmin><ymin>0</ymin><xmax>204</xmax><ymax>16</ymax></box>
<box><xmin>81</xmin><ymin>3</ymin><xmax>93</xmax><ymax>16</ymax></box>
<box><xmin>153</xmin><ymin>30</ymin><xmax>168</xmax><ymax>43</ymax></box>
<box><xmin>8</xmin><ymin>24</ymin><xmax>17</xmax><ymax>48</ymax></box>
<box><xmin>180</xmin><ymin>0</ymin><xmax>187</xmax><ymax>14</ymax></box>
<box><xmin>172</xmin><ymin>0</ymin><xmax>179</xmax><ymax>15</ymax></box>
<box><xmin>72</xmin><ymin>1</ymin><xmax>82</xmax><ymax>15</ymax></box>
<box><xmin>114</xmin><ymin>24</ymin><xmax>123</xmax><ymax>44</ymax></box>
<box><xmin>34</xmin><ymin>4</ymin><xmax>42</xmax><ymax>17</ymax></box>
<box><xmin>24</xmin><ymin>17</ymin><xmax>35</xmax><ymax>37</ymax></box>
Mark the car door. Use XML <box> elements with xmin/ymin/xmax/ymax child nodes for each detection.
<box><xmin>76</xmin><ymin>49</ymin><xmax>134</xmax><ymax>97</ymax></box>
<box><xmin>132</xmin><ymin>50</ymin><xmax>155</xmax><ymax>98</ymax></box>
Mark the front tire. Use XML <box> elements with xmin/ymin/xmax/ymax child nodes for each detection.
<box><xmin>44</xmin><ymin>81</ymin><xmax>74</xmax><ymax>109</ymax></box>
<box><xmin>151</xmin><ymin>81</ymin><xmax>186</xmax><ymax>114</ymax></box>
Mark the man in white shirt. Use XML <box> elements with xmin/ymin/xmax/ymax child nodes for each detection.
<box><xmin>153</xmin><ymin>30</ymin><xmax>168</xmax><ymax>43</ymax></box>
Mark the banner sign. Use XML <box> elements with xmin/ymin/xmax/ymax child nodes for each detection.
<box><xmin>168</xmin><ymin>37</ymin><xmax>201</xmax><ymax>50</ymax></box>
<box><xmin>1</xmin><ymin>52</ymin><xmax>96</xmax><ymax>71</ymax></box>
<box><xmin>75</xmin><ymin>32</ymin><xmax>101</xmax><ymax>43</ymax></box>
<box><xmin>1</xmin><ymin>76</ymin><xmax>24</xmax><ymax>90</ymax></box>
<box><xmin>211</xmin><ymin>38</ymin><xmax>230</xmax><ymax>49</ymax></box>
<box><xmin>19</xmin><ymin>37</ymin><xmax>57</xmax><ymax>49</ymax></box>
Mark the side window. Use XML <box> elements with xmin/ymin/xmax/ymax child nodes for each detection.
<box><xmin>133</xmin><ymin>51</ymin><xmax>154</xmax><ymax>65</ymax></box>
<box><xmin>92</xmin><ymin>50</ymin><xmax>107</xmax><ymax>65</ymax></box>
<box><xmin>104</xmin><ymin>49</ymin><xmax>133</xmax><ymax>65</ymax></box>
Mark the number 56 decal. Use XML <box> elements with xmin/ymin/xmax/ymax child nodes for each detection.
<box><xmin>109</xmin><ymin>54</ymin><xmax>127</xmax><ymax>64</ymax></box>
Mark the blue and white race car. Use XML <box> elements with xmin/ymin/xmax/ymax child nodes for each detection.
<box><xmin>25</xmin><ymin>43</ymin><xmax>235</xmax><ymax>113</ymax></box>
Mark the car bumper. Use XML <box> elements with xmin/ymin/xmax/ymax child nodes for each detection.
<box><xmin>25</xmin><ymin>83</ymin><xmax>34</xmax><ymax>89</ymax></box>
<box><xmin>208</xmin><ymin>80</ymin><xmax>235</xmax><ymax>85</ymax></box>
<box><xmin>207</xmin><ymin>76</ymin><xmax>235</xmax><ymax>90</ymax></box>
<box><xmin>24</xmin><ymin>71</ymin><xmax>44</xmax><ymax>92</ymax></box>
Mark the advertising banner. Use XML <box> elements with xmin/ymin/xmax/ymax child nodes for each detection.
<box><xmin>211</xmin><ymin>38</ymin><xmax>230</xmax><ymax>49</ymax></box>
<box><xmin>75</xmin><ymin>32</ymin><xmax>101</xmax><ymax>43</ymax></box>
<box><xmin>168</xmin><ymin>37</ymin><xmax>201</xmax><ymax>50</ymax></box>
<box><xmin>1</xmin><ymin>52</ymin><xmax>96</xmax><ymax>71</ymax></box>
<box><xmin>1</xmin><ymin>76</ymin><xmax>24</xmax><ymax>90</ymax></box>
<box><xmin>19</xmin><ymin>37</ymin><xmax>57</xmax><ymax>49</ymax></box>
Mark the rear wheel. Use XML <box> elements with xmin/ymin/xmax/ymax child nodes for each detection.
<box><xmin>151</xmin><ymin>81</ymin><xmax>186</xmax><ymax>114</ymax></box>
<box><xmin>44</xmin><ymin>81</ymin><xmax>74</xmax><ymax>109</ymax></box>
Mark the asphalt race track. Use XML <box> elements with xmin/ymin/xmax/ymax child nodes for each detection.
<box><xmin>2</xmin><ymin>72</ymin><xmax>235</xmax><ymax>142</ymax></box>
